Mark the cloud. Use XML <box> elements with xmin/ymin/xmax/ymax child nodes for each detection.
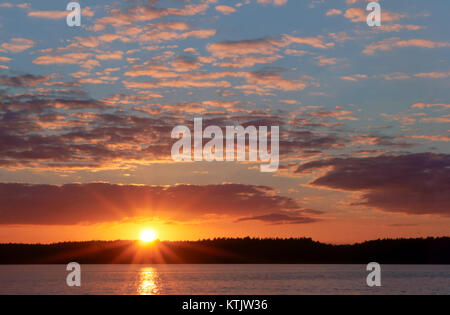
<box><xmin>315</xmin><ymin>56</ymin><xmax>337</xmax><ymax>66</ymax></box>
<box><xmin>413</xmin><ymin>72</ymin><xmax>450</xmax><ymax>79</ymax></box>
<box><xmin>403</xmin><ymin>135</ymin><xmax>450</xmax><ymax>142</ymax></box>
<box><xmin>239</xmin><ymin>69</ymin><xmax>311</xmax><ymax>92</ymax></box>
<box><xmin>257</xmin><ymin>0</ymin><xmax>288</xmax><ymax>6</ymax></box>
<box><xmin>0</xmin><ymin>74</ymin><xmax>51</xmax><ymax>87</ymax></box>
<box><xmin>326</xmin><ymin>9</ymin><xmax>342</xmax><ymax>16</ymax></box>
<box><xmin>0</xmin><ymin>183</ymin><xmax>318</xmax><ymax>225</ymax></box>
<box><xmin>28</xmin><ymin>7</ymin><xmax>94</xmax><ymax>19</ymax></box>
<box><xmin>344</xmin><ymin>8</ymin><xmax>405</xmax><ymax>23</ymax></box>
<box><xmin>236</xmin><ymin>211</ymin><xmax>320</xmax><ymax>225</ymax></box>
<box><xmin>215</xmin><ymin>5</ymin><xmax>236</xmax><ymax>15</ymax></box>
<box><xmin>217</xmin><ymin>55</ymin><xmax>282</xmax><ymax>68</ymax></box>
<box><xmin>1</xmin><ymin>38</ymin><xmax>35</xmax><ymax>53</ymax></box>
<box><xmin>283</xmin><ymin>35</ymin><xmax>334</xmax><ymax>49</ymax></box>
<box><xmin>206</xmin><ymin>35</ymin><xmax>333</xmax><ymax>68</ymax></box>
<box><xmin>350</xmin><ymin>134</ymin><xmax>412</xmax><ymax>148</ymax></box>
<box><xmin>420</xmin><ymin>116</ymin><xmax>450</xmax><ymax>123</ymax></box>
<box><xmin>376</xmin><ymin>24</ymin><xmax>425</xmax><ymax>33</ymax></box>
<box><xmin>0</xmin><ymin>57</ymin><xmax>12</xmax><ymax>63</ymax></box>
<box><xmin>363</xmin><ymin>38</ymin><xmax>450</xmax><ymax>55</ymax></box>
<box><xmin>124</xmin><ymin>65</ymin><xmax>312</xmax><ymax>93</ymax></box>
<box><xmin>0</xmin><ymin>76</ymin><xmax>352</xmax><ymax>169</ymax></box>
<box><xmin>206</xmin><ymin>37</ymin><xmax>286</xmax><ymax>68</ymax></box>
<box><xmin>0</xmin><ymin>82</ymin><xmax>297</xmax><ymax>168</ymax></box>
<box><xmin>32</xmin><ymin>53</ymin><xmax>100</xmax><ymax>70</ymax></box>
<box><xmin>171</xmin><ymin>55</ymin><xmax>200</xmax><ymax>72</ymax></box>
<box><xmin>366</xmin><ymin>72</ymin><xmax>450</xmax><ymax>81</ymax></box>
<box><xmin>96</xmin><ymin>51</ymin><xmax>124</xmax><ymax>61</ymax></box>
<box><xmin>95</xmin><ymin>3</ymin><xmax>209</xmax><ymax>27</ymax></box>
<box><xmin>207</xmin><ymin>38</ymin><xmax>281</xmax><ymax>59</ymax></box>
<box><xmin>28</xmin><ymin>11</ymin><xmax>68</xmax><ymax>19</ymax></box>
<box><xmin>0</xmin><ymin>3</ymin><xmax>30</xmax><ymax>10</ymax></box>
<box><xmin>412</xmin><ymin>103</ymin><xmax>450</xmax><ymax>109</ymax></box>
<box><xmin>341</xmin><ymin>74</ymin><xmax>368</xmax><ymax>82</ymax></box>
<box><xmin>296</xmin><ymin>153</ymin><xmax>450</xmax><ymax>216</ymax></box>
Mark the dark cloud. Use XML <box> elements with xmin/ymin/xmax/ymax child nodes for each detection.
<box><xmin>236</xmin><ymin>211</ymin><xmax>321</xmax><ymax>225</ymax></box>
<box><xmin>0</xmin><ymin>75</ymin><xmax>50</xmax><ymax>88</ymax></box>
<box><xmin>352</xmin><ymin>134</ymin><xmax>414</xmax><ymax>148</ymax></box>
<box><xmin>0</xmin><ymin>183</ymin><xmax>319</xmax><ymax>225</ymax></box>
<box><xmin>296</xmin><ymin>153</ymin><xmax>450</xmax><ymax>216</ymax></box>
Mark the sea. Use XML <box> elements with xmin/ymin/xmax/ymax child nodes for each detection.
<box><xmin>0</xmin><ymin>264</ymin><xmax>448</xmax><ymax>295</ymax></box>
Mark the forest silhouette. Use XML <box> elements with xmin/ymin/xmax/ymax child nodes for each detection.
<box><xmin>0</xmin><ymin>237</ymin><xmax>449</xmax><ymax>264</ymax></box>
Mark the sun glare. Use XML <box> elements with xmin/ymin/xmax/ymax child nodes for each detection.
<box><xmin>140</xmin><ymin>229</ymin><xmax>157</xmax><ymax>243</ymax></box>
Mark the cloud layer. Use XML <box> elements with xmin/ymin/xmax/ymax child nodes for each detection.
<box><xmin>297</xmin><ymin>153</ymin><xmax>450</xmax><ymax>216</ymax></box>
<box><xmin>0</xmin><ymin>183</ymin><xmax>320</xmax><ymax>225</ymax></box>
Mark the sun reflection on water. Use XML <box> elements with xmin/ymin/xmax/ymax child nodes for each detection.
<box><xmin>138</xmin><ymin>267</ymin><xmax>161</xmax><ymax>295</ymax></box>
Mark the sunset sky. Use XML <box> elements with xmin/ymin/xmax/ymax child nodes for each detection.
<box><xmin>0</xmin><ymin>0</ymin><xmax>449</xmax><ymax>244</ymax></box>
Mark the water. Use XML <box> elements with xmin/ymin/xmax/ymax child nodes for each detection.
<box><xmin>0</xmin><ymin>265</ymin><xmax>448</xmax><ymax>295</ymax></box>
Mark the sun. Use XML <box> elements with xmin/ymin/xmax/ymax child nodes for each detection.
<box><xmin>140</xmin><ymin>229</ymin><xmax>157</xmax><ymax>243</ymax></box>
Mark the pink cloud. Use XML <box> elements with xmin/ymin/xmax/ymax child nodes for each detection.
<box><xmin>341</xmin><ymin>74</ymin><xmax>368</xmax><ymax>82</ymax></box>
<box><xmin>363</xmin><ymin>38</ymin><xmax>450</xmax><ymax>55</ymax></box>
<box><xmin>215</xmin><ymin>5</ymin><xmax>236</xmax><ymax>15</ymax></box>
<box><xmin>412</xmin><ymin>103</ymin><xmax>450</xmax><ymax>109</ymax></box>
<box><xmin>326</xmin><ymin>9</ymin><xmax>342</xmax><ymax>16</ymax></box>
<box><xmin>283</xmin><ymin>35</ymin><xmax>334</xmax><ymax>49</ymax></box>
<box><xmin>316</xmin><ymin>56</ymin><xmax>337</xmax><ymax>66</ymax></box>
<box><xmin>1</xmin><ymin>38</ymin><xmax>35</xmax><ymax>53</ymax></box>
<box><xmin>345</xmin><ymin>8</ymin><xmax>405</xmax><ymax>23</ymax></box>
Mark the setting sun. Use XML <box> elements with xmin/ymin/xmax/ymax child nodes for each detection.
<box><xmin>140</xmin><ymin>229</ymin><xmax>157</xmax><ymax>243</ymax></box>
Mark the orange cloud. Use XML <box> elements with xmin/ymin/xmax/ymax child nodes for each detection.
<box><xmin>28</xmin><ymin>7</ymin><xmax>94</xmax><ymax>19</ymax></box>
<box><xmin>96</xmin><ymin>3</ymin><xmax>209</xmax><ymax>27</ymax></box>
<box><xmin>283</xmin><ymin>35</ymin><xmax>334</xmax><ymax>49</ymax></box>
<box><xmin>215</xmin><ymin>5</ymin><xmax>236</xmax><ymax>15</ymax></box>
<box><xmin>316</xmin><ymin>56</ymin><xmax>337</xmax><ymax>66</ymax></box>
<box><xmin>345</xmin><ymin>8</ymin><xmax>405</xmax><ymax>23</ymax></box>
<box><xmin>377</xmin><ymin>24</ymin><xmax>425</xmax><ymax>32</ymax></box>
<box><xmin>421</xmin><ymin>116</ymin><xmax>450</xmax><ymax>123</ymax></box>
<box><xmin>363</xmin><ymin>38</ymin><xmax>450</xmax><ymax>55</ymax></box>
<box><xmin>33</xmin><ymin>53</ymin><xmax>100</xmax><ymax>70</ymax></box>
<box><xmin>341</xmin><ymin>74</ymin><xmax>368</xmax><ymax>82</ymax></box>
<box><xmin>405</xmin><ymin>135</ymin><xmax>450</xmax><ymax>142</ymax></box>
<box><xmin>28</xmin><ymin>11</ymin><xmax>68</xmax><ymax>19</ymax></box>
<box><xmin>207</xmin><ymin>38</ymin><xmax>281</xmax><ymax>59</ymax></box>
<box><xmin>412</xmin><ymin>103</ymin><xmax>450</xmax><ymax>109</ymax></box>
<box><xmin>1</xmin><ymin>38</ymin><xmax>35</xmax><ymax>53</ymax></box>
<box><xmin>326</xmin><ymin>9</ymin><xmax>342</xmax><ymax>16</ymax></box>
<box><xmin>33</xmin><ymin>53</ymin><xmax>92</xmax><ymax>65</ymax></box>
<box><xmin>413</xmin><ymin>72</ymin><xmax>450</xmax><ymax>79</ymax></box>
<box><xmin>96</xmin><ymin>51</ymin><xmax>124</xmax><ymax>61</ymax></box>
<box><xmin>0</xmin><ymin>57</ymin><xmax>12</xmax><ymax>63</ymax></box>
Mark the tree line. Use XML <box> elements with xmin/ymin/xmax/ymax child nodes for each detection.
<box><xmin>0</xmin><ymin>237</ymin><xmax>449</xmax><ymax>264</ymax></box>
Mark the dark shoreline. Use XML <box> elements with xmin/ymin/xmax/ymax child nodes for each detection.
<box><xmin>1</xmin><ymin>237</ymin><xmax>449</xmax><ymax>264</ymax></box>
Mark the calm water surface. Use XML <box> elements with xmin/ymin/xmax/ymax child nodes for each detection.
<box><xmin>0</xmin><ymin>264</ymin><xmax>448</xmax><ymax>295</ymax></box>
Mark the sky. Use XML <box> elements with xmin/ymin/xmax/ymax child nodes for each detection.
<box><xmin>0</xmin><ymin>0</ymin><xmax>449</xmax><ymax>244</ymax></box>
